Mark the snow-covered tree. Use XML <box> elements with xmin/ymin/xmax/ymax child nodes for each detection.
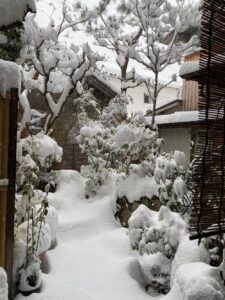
<box><xmin>21</xmin><ymin>3</ymin><xmax>101</xmax><ymax>132</ymax></box>
<box><xmin>87</xmin><ymin>0</ymin><xmax>142</xmax><ymax>122</ymax></box>
<box><xmin>118</xmin><ymin>0</ymin><xmax>201</xmax><ymax>125</ymax></box>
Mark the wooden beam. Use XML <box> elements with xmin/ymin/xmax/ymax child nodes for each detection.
<box><xmin>5</xmin><ymin>88</ymin><xmax>18</xmax><ymax>300</ymax></box>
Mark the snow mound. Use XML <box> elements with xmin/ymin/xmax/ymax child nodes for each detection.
<box><xmin>0</xmin><ymin>267</ymin><xmax>8</xmax><ymax>300</ymax></box>
<box><xmin>165</xmin><ymin>262</ymin><xmax>225</xmax><ymax>300</ymax></box>
<box><xmin>118</xmin><ymin>174</ymin><xmax>158</xmax><ymax>203</ymax></box>
<box><xmin>171</xmin><ymin>235</ymin><xmax>210</xmax><ymax>283</ymax></box>
<box><xmin>54</xmin><ymin>170</ymin><xmax>85</xmax><ymax>200</ymax></box>
<box><xmin>0</xmin><ymin>59</ymin><xmax>21</xmax><ymax>97</ymax></box>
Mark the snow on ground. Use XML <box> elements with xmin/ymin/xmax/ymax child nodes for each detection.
<box><xmin>15</xmin><ymin>170</ymin><xmax>162</xmax><ymax>300</ymax></box>
<box><xmin>15</xmin><ymin>170</ymin><xmax>225</xmax><ymax>300</ymax></box>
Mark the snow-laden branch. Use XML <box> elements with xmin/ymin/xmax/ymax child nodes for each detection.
<box><xmin>22</xmin><ymin>15</ymin><xmax>100</xmax><ymax>132</ymax></box>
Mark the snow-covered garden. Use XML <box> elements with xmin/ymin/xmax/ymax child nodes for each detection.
<box><xmin>1</xmin><ymin>0</ymin><xmax>225</xmax><ymax>299</ymax></box>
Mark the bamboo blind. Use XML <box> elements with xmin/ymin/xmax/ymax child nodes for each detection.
<box><xmin>190</xmin><ymin>0</ymin><xmax>225</xmax><ymax>239</ymax></box>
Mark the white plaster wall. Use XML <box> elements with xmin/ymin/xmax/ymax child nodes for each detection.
<box><xmin>159</xmin><ymin>127</ymin><xmax>192</xmax><ymax>161</ymax></box>
<box><xmin>109</xmin><ymin>77</ymin><xmax>179</xmax><ymax>115</ymax></box>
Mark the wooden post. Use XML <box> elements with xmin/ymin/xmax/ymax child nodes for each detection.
<box><xmin>0</xmin><ymin>88</ymin><xmax>18</xmax><ymax>300</ymax></box>
<box><xmin>0</xmin><ymin>91</ymin><xmax>10</xmax><ymax>269</ymax></box>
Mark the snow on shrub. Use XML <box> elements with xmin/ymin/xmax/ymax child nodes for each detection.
<box><xmin>78</xmin><ymin>106</ymin><xmax>191</xmax><ymax>216</ymax></box>
<box><xmin>15</xmin><ymin>132</ymin><xmax>62</xmax><ymax>292</ymax></box>
<box><xmin>78</xmin><ymin>114</ymin><xmax>160</xmax><ymax>195</ymax></box>
<box><xmin>117</xmin><ymin>174</ymin><xmax>158</xmax><ymax>203</ymax></box>
<box><xmin>154</xmin><ymin>151</ymin><xmax>192</xmax><ymax>213</ymax></box>
<box><xmin>20</xmin><ymin>132</ymin><xmax>62</xmax><ymax>168</ymax></box>
<box><xmin>128</xmin><ymin>204</ymin><xmax>186</xmax><ymax>294</ymax></box>
<box><xmin>0</xmin><ymin>267</ymin><xmax>8</xmax><ymax>300</ymax></box>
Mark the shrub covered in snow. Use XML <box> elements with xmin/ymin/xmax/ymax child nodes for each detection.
<box><xmin>115</xmin><ymin>149</ymin><xmax>191</xmax><ymax>226</ymax></box>
<box><xmin>128</xmin><ymin>204</ymin><xmax>186</xmax><ymax>294</ymax></box>
<box><xmin>73</xmin><ymin>87</ymin><xmax>101</xmax><ymax>123</ymax></box>
<box><xmin>15</xmin><ymin>132</ymin><xmax>61</xmax><ymax>292</ymax></box>
<box><xmin>78</xmin><ymin>104</ymin><xmax>191</xmax><ymax>220</ymax></box>
<box><xmin>17</xmin><ymin>132</ymin><xmax>62</xmax><ymax>191</ymax></box>
<box><xmin>101</xmin><ymin>95</ymin><xmax>129</xmax><ymax>128</ymax></box>
<box><xmin>78</xmin><ymin>114</ymin><xmax>161</xmax><ymax>195</ymax></box>
<box><xmin>154</xmin><ymin>151</ymin><xmax>192</xmax><ymax>213</ymax></box>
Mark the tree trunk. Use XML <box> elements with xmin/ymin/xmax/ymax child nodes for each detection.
<box><xmin>151</xmin><ymin>72</ymin><xmax>158</xmax><ymax>127</ymax></box>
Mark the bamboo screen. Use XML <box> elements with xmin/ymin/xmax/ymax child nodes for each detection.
<box><xmin>190</xmin><ymin>0</ymin><xmax>225</xmax><ymax>240</ymax></box>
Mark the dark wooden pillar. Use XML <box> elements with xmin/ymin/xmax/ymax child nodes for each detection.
<box><xmin>0</xmin><ymin>88</ymin><xmax>18</xmax><ymax>299</ymax></box>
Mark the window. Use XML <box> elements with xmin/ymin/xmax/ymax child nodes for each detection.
<box><xmin>144</xmin><ymin>93</ymin><xmax>150</xmax><ymax>104</ymax></box>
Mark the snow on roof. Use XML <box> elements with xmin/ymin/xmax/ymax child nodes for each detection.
<box><xmin>0</xmin><ymin>59</ymin><xmax>21</xmax><ymax>98</ymax></box>
<box><xmin>147</xmin><ymin>97</ymin><xmax>182</xmax><ymax>112</ymax></box>
<box><xmin>146</xmin><ymin>111</ymin><xmax>199</xmax><ymax>125</ymax></box>
<box><xmin>179</xmin><ymin>61</ymin><xmax>199</xmax><ymax>77</ymax></box>
<box><xmin>91</xmin><ymin>73</ymin><xmax>121</xmax><ymax>95</ymax></box>
<box><xmin>0</xmin><ymin>0</ymin><xmax>36</xmax><ymax>28</ymax></box>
